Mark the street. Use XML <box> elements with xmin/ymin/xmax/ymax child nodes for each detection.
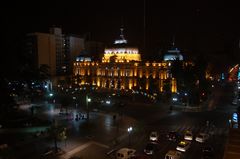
<box><xmin>0</xmin><ymin>82</ymin><xmax>237</xmax><ymax>159</ymax></box>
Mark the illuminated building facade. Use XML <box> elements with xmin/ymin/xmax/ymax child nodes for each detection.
<box><xmin>73</xmin><ymin>28</ymin><xmax>178</xmax><ymax>93</ymax></box>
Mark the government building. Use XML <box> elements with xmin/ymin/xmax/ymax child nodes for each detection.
<box><xmin>72</xmin><ymin>28</ymin><xmax>187</xmax><ymax>95</ymax></box>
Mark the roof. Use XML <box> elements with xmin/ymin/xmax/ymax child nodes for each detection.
<box><xmin>166</xmin><ymin>150</ymin><xmax>181</xmax><ymax>156</ymax></box>
<box><xmin>117</xmin><ymin>148</ymin><xmax>136</xmax><ymax>154</ymax></box>
<box><xmin>107</xmin><ymin>43</ymin><xmax>137</xmax><ymax>49</ymax></box>
<box><xmin>179</xmin><ymin>140</ymin><xmax>190</xmax><ymax>145</ymax></box>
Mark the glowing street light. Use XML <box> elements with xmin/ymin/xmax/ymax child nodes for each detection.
<box><xmin>87</xmin><ymin>98</ymin><xmax>91</xmax><ymax>102</ymax></box>
<box><xmin>127</xmin><ymin>126</ymin><xmax>133</xmax><ymax>145</ymax></box>
<box><xmin>86</xmin><ymin>94</ymin><xmax>91</xmax><ymax>121</ymax></box>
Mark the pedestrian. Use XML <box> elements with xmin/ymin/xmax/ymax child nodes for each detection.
<box><xmin>206</xmin><ymin>120</ymin><xmax>209</xmax><ymax>127</ymax></box>
<box><xmin>75</xmin><ymin>114</ymin><xmax>79</xmax><ymax>121</ymax></box>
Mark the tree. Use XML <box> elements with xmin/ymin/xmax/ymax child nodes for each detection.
<box><xmin>148</xmin><ymin>75</ymin><xmax>158</xmax><ymax>94</ymax></box>
<box><xmin>193</xmin><ymin>56</ymin><xmax>210</xmax><ymax>103</ymax></box>
<box><xmin>171</xmin><ymin>58</ymin><xmax>184</xmax><ymax>91</ymax></box>
<box><xmin>59</xmin><ymin>94</ymin><xmax>72</xmax><ymax>115</ymax></box>
<box><xmin>137</xmin><ymin>76</ymin><xmax>146</xmax><ymax>90</ymax></box>
<box><xmin>48</xmin><ymin>120</ymin><xmax>67</xmax><ymax>153</ymax></box>
<box><xmin>162</xmin><ymin>79</ymin><xmax>171</xmax><ymax>102</ymax></box>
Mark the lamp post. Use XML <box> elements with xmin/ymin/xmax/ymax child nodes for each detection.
<box><xmin>127</xmin><ymin>126</ymin><xmax>133</xmax><ymax>146</ymax></box>
<box><xmin>86</xmin><ymin>94</ymin><xmax>91</xmax><ymax>121</ymax></box>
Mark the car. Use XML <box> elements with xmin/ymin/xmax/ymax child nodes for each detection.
<box><xmin>149</xmin><ymin>131</ymin><xmax>159</xmax><ymax>141</ymax></box>
<box><xmin>144</xmin><ymin>143</ymin><xmax>158</xmax><ymax>155</ymax></box>
<box><xmin>195</xmin><ymin>133</ymin><xmax>209</xmax><ymax>143</ymax></box>
<box><xmin>167</xmin><ymin>131</ymin><xmax>180</xmax><ymax>142</ymax></box>
<box><xmin>202</xmin><ymin>146</ymin><xmax>214</xmax><ymax>159</ymax></box>
<box><xmin>165</xmin><ymin>150</ymin><xmax>183</xmax><ymax>159</ymax></box>
<box><xmin>176</xmin><ymin>140</ymin><xmax>191</xmax><ymax>152</ymax></box>
<box><xmin>232</xmin><ymin>98</ymin><xmax>238</xmax><ymax>105</ymax></box>
<box><xmin>0</xmin><ymin>144</ymin><xmax>8</xmax><ymax>150</ymax></box>
<box><xmin>184</xmin><ymin>131</ymin><xmax>193</xmax><ymax>141</ymax></box>
<box><xmin>116</xmin><ymin>148</ymin><xmax>136</xmax><ymax>159</ymax></box>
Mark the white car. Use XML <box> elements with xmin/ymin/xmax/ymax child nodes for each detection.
<box><xmin>195</xmin><ymin>133</ymin><xmax>209</xmax><ymax>143</ymax></box>
<box><xmin>184</xmin><ymin>131</ymin><xmax>193</xmax><ymax>141</ymax></box>
<box><xmin>176</xmin><ymin>140</ymin><xmax>191</xmax><ymax>152</ymax></box>
<box><xmin>144</xmin><ymin>143</ymin><xmax>157</xmax><ymax>155</ymax></box>
<box><xmin>116</xmin><ymin>148</ymin><xmax>136</xmax><ymax>159</ymax></box>
<box><xmin>232</xmin><ymin>98</ymin><xmax>238</xmax><ymax>105</ymax></box>
<box><xmin>149</xmin><ymin>131</ymin><xmax>159</xmax><ymax>141</ymax></box>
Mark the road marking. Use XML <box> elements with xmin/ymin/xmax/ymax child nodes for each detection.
<box><xmin>60</xmin><ymin>141</ymin><xmax>109</xmax><ymax>159</ymax></box>
<box><xmin>61</xmin><ymin>141</ymin><xmax>92</xmax><ymax>159</ymax></box>
<box><xmin>92</xmin><ymin>141</ymin><xmax>110</xmax><ymax>148</ymax></box>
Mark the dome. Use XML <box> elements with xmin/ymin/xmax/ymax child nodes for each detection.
<box><xmin>76</xmin><ymin>49</ymin><xmax>92</xmax><ymax>62</ymax></box>
<box><xmin>163</xmin><ymin>47</ymin><xmax>183</xmax><ymax>61</ymax></box>
<box><xmin>102</xmin><ymin>27</ymin><xmax>141</xmax><ymax>62</ymax></box>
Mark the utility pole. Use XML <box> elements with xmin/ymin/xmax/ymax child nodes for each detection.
<box><xmin>127</xmin><ymin>126</ymin><xmax>133</xmax><ymax>146</ymax></box>
<box><xmin>86</xmin><ymin>94</ymin><xmax>91</xmax><ymax>122</ymax></box>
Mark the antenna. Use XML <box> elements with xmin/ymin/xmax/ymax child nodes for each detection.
<box><xmin>143</xmin><ymin>0</ymin><xmax>146</xmax><ymax>54</ymax></box>
<box><xmin>120</xmin><ymin>27</ymin><xmax>124</xmax><ymax>39</ymax></box>
<box><xmin>114</xmin><ymin>21</ymin><xmax>127</xmax><ymax>44</ymax></box>
<box><xmin>172</xmin><ymin>36</ymin><xmax>175</xmax><ymax>47</ymax></box>
<box><xmin>121</xmin><ymin>16</ymin><xmax>124</xmax><ymax>28</ymax></box>
<box><xmin>120</xmin><ymin>16</ymin><xmax>124</xmax><ymax>40</ymax></box>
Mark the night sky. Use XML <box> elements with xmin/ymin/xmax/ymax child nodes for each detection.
<box><xmin>1</xmin><ymin>0</ymin><xmax>240</xmax><ymax>76</ymax></box>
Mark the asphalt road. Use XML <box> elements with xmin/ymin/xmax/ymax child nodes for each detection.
<box><xmin>114</xmin><ymin>82</ymin><xmax>235</xmax><ymax>159</ymax></box>
<box><xmin>1</xmin><ymin>82</ymin><xmax>237</xmax><ymax>159</ymax></box>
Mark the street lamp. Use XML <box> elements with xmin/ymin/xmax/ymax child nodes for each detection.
<box><xmin>86</xmin><ymin>94</ymin><xmax>91</xmax><ymax>121</ymax></box>
<box><xmin>49</xmin><ymin>93</ymin><xmax>53</xmax><ymax>97</ymax></box>
<box><xmin>127</xmin><ymin>126</ymin><xmax>133</xmax><ymax>145</ymax></box>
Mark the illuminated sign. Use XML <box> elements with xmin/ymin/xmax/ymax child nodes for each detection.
<box><xmin>238</xmin><ymin>67</ymin><xmax>240</xmax><ymax>80</ymax></box>
<box><xmin>114</xmin><ymin>39</ymin><xmax>127</xmax><ymax>44</ymax></box>
<box><xmin>221</xmin><ymin>73</ymin><xmax>225</xmax><ymax>80</ymax></box>
<box><xmin>233</xmin><ymin>113</ymin><xmax>238</xmax><ymax>123</ymax></box>
<box><xmin>172</xmin><ymin>97</ymin><xmax>178</xmax><ymax>101</ymax></box>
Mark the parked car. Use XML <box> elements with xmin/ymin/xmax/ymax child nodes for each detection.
<box><xmin>116</xmin><ymin>148</ymin><xmax>136</xmax><ymax>159</ymax></box>
<box><xmin>144</xmin><ymin>143</ymin><xmax>158</xmax><ymax>155</ymax></box>
<box><xmin>149</xmin><ymin>131</ymin><xmax>159</xmax><ymax>142</ymax></box>
<box><xmin>176</xmin><ymin>140</ymin><xmax>191</xmax><ymax>152</ymax></box>
<box><xmin>0</xmin><ymin>144</ymin><xmax>8</xmax><ymax>150</ymax></box>
<box><xmin>184</xmin><ymin>131</ymin><xmax>193</xmax><ymax>141</ymax></box>
<box><xmin>202</xmin><ymin>146</ymin><xmax>214</xmax><ymax>159</ymax></box>
<box><xmin>167</xmin><ymin>131</ymin><xmax>180</xmax><ymax>142</ymax></box>
<box><xmin>232</xmin><ymin>98</ymin><xmax>238</xmax><ymax>105</ymax></box>
<box><xmin>195</xmin><ymin>133</ymin><xmax>209</xmax><ymax>143</ymax></box>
